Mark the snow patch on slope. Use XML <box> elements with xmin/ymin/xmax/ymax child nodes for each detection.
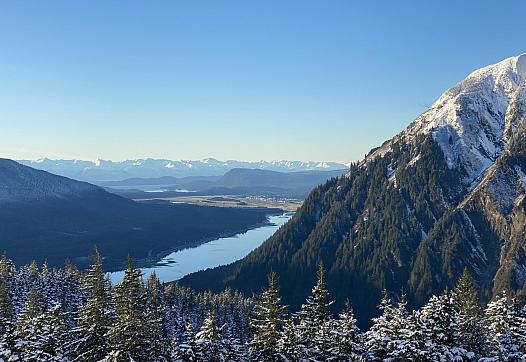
<box><xmin>368</xmin><ymin>54</ymin><xmax>526</xmax><ymax>189</ymax></box>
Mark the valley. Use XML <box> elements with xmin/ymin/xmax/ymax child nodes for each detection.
<box><xmin>180</xmin><ymin>53</ymin><xmax>526</xmax><ymax>329</ymax></box>
<box><xmin>4</xmin><ymin>3</ymin><xmax>526</xmax><ymax>360</ymax></box>
<box><xmin>0</xmin><ymin>159</ymin><xmax>285</xmax><ymax>272</ymax></box>
<box><xmin>160</xmin><ymin>195</ymin><xmax>301</xmax><ymax>211</ymax></box>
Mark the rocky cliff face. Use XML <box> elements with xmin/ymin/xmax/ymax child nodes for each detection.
<box><xmin>181</xmin><ymin>54</ymin><xmax>526</xmax><ymax>327</ymax></box>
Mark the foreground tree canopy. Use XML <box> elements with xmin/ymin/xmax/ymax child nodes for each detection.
<box><xmin>1</xmin><ymin>254</ymin><xmax>525</xmax><ymax>361</ymax></box>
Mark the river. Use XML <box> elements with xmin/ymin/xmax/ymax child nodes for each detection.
<box><xmin>109</xmin><ymin>212</ymin><xmax>293</xmax><ymax>283</ymax></box>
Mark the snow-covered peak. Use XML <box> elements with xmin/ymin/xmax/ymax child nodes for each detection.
<box><xmin>35</xmin><ymin>157</ymin><xmax>49</xmax><ymax>164</ymax></box>
<box><xmin>517</xmin><ymin>53</ymin><xmax>526</xmax><ymax>79</ymax></box>
<box><xmin>461</xmin><ymin>53</ymin><xmax>526</xmax><ymax>93</ymax></box>
<box><xmin>368</xmin><ymin>53</ymin><xmax>526</xmax><ymax>187</ymax></box>
<box><xmin>18</xmin><ymin>158</ymin><xmax>349</xmax><ymax>182</ymax></box>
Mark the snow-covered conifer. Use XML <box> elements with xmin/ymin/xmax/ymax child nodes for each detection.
<box><xmin>195</xmin><ymin>312</ymin><xmax>226</xmax><ymax>362</ymax></box>
<box><xmin>249</xmin><ymin>271</ymin><xmax>287</xmax><ymax>361</ymax></box>
<box><xmin>452</xmin><ymin>268</ymin><xmax>487</xmax><ymax>357</ymax></box>
<box><xmin>145</xmin><ymin>272</ymin><xmax>170</xmax><ymax>361</ymax></box>
<box><xmin>105</xmin><ymin>257</ymin><xmax>149</xmax><ymax>361</ymax></box>
<box><xmin>330</xmin><ymin>300</ymin><xmax>364</xmax><ymax>360</ymax></box>
<box><xmin>295</xmin><ymin>262</ymin><xmax>334</xmax><ymax>359</ymax></box>
<box><xmin>484</xmin><ymin>292</ymin><xmax>525</xmax><ymax>361</ymax></box>
<box><xmin>68</xmin><ymin>248</ymin><xmax>113</xmax><ymax>361</ymax></box>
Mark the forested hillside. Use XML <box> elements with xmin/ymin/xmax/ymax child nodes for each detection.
<box><xmin>181</xmin><ymin>54</ymin><xmax>526</xmax><ymax>327</ymax></box>
<box><xmin>0</xmin><ymin>158</ymin><xmax>280</xmax><ymax>270</ymax></box>
<box><xmin>1</xmin><ymin>255</ymin><xmax>525</xmax><ymax>361</ymax></box>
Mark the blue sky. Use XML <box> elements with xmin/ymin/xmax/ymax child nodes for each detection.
<box><xmin>1</xmin><ymin>0</ymin><xmax>525</xmax><ymax>163</ymax></box>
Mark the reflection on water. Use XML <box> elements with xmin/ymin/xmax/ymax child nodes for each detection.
<box><xmin>109</xmin><ymin>212</ymin><xmax>292</xmax><ymax>283</ymax></box>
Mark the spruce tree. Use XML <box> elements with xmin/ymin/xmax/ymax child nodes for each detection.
<box><xmin>296</xmin><ymin>262</ymin><xmax>334</xmax><ymax>360</ymax></box>
<box><xmin>0</xmin><ymin>255</ymin><xmax>14</xmax><ymax>361</ymax></box>
<box><xmin>28</xmin><ymin>260</ymin><xmax>39</xmax><ymax>282</ymax></box>
<box><xmin>365</xmin><ymin>292</ymin><xmax>417</xmax><ymax>360</ymax></box>
<box><xmin>452</xmin><ymin>268</ymin><xmax>486</xmax><ymax>357</ymax></box>
<box><xmin>105</xmin><ymin>257</ymin><xmax>149</xmax><ymax>361</ymax></box>
<box><xmin>68</xmin><ymin>248</ymin><xmax>113</xmax><ymax>361</ymax></box>
<box><xmin>0</xmin><ymin>254</ymin><xmax>13</xmax><ymax>332</ymax></box>
<box><xmin>249</xmin><ymin>271</ymin><xmax>287</xmax><ymax>361</ymax></box>
<box><xmin>416</xmin><ymin>292</ymin><xmax>471</xmax><ymax>360</ymax></box>
<box><xmin>485</xmin><ymin>292</ymin><xmax>525</xmax><ymax>361</ymax></box>
<box><xmin>39</xmin><ymin>304</ymin><xmax>69</xmax><ymax>360</ymax></box>
<box><xmin>224</xmin><ymin>328</ymin><xmax>249</xmax><ymax>361</ymax></box>
<box><xmin>277</xmin><ymin>318</ymin><xmax>299</xmax><ymax>361</ymax></box>
<box><xmin>330</xmin><ymin>300</ymin><xmax>364</xmax><ymax>360</ymax></box>
<box><xmin>172</xmin><ymin>320</ymin><xmax>198</xmax><ymax>362</ymax></box>
<box><xmin>13</xmin><ymin>289</ymin><xmax>68</xmax><ymax>361</ymax></box>
<box><xmin>145</xmin><ymin>272</ymin><xmax>170</xmax><ymax>361</ymax></box>
<box><xmin>195</xmin><ymin>312</ymin><xmax>226</xmax><ymax>362</ymax></box>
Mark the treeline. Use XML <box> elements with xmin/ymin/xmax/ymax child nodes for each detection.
<box><xmin>1</xmin><ymin>254</ymin><xmax>525</xmax><ymax>361</ymax></box>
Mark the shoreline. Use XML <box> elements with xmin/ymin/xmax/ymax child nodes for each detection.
<box><xmin>105</xmin><ymin>208</ymin><xmax>287</xmax><ymax>273</ymax></box>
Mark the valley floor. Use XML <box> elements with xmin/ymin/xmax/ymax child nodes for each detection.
<box><xmin>140</xmin><ymin>194</ymin><xmax>302</xmax><ymax>211</ymax></box>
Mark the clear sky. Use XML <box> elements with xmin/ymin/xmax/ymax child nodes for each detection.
<box><xmin>1</xmin><ymin>0</ymin><xmax>525</xmax><ymax>163</ymax></box>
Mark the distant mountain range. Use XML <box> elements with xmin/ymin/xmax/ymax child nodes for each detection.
<box><xmin>0</xmin><ymin>158</ymin><xmax>280</xmax><ymax>270</ymax></box>
<box><xmin>18</xmin><ymin>158</ymin><xmax>349</xmax><ymax>182</ymax></box>
<box><xmin>102</xmin><ymin>168</ymin><xmax>347</xmax><ymax>199</ymax></box>
<box><xmin>181</xmin><ymin>54</ymin><xmax>526</xmax><ymax>327</ymax></box>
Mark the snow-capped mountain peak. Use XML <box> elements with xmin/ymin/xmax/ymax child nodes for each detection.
<box><xmin>370</xmin><ymin>53</ymin><xmax>526</xmax><ymax>187</ymax></box>
<box><xmin>18</xmin><ymin>158</ymin><xmax>349</xmax><ymax>182</ymax></box>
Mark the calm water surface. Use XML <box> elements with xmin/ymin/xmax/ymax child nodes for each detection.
<box><xmin>109</xmin><ymin>212</ymin><xmax>292</xmax><ymax>283</ymax></box>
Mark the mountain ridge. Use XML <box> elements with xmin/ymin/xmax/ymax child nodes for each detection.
<box><xmin>180</xmin><ymin>53</ymin><xmax>526</xmax><ymax>327</ymax></box>
<box><xmin>0</xmin><ymin>159</ymin><xmax>281</xmax><ymax>270</ymax></box>
<box><xmin>18</xmin><ymin>157</ymin><xmax>349</xmax><ymax>182</ymax></box>
<box><xmin>0</xmin><ymin>158</ymin><xmax>103</xmax><ymax>203</ymax></box>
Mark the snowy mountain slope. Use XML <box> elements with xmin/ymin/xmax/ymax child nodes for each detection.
<box><xmin>181</xmin><ymin>53</ymin><xmax>526</xmax><ymax>327</ymax></box>
<box><xmin>18</xmin><ymin>157</ymin><xmax>349</xmax><ymax>182</ymax></box>
<box><xmin>0</xmin><ymin>158</ymin><xmax>102</xmax><ymax>203</ymax></box>
<box><xmin>369</xmin><ymin>53</ymin><xmax>526</xmax><ymax>186</ymax></box>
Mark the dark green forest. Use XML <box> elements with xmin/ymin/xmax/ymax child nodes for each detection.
<box><xmin>180</xmin><ymin>134</ymin><xmax>526</xmax><ymax>328</ymax></box>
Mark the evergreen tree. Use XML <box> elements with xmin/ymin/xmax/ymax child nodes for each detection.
<box><xmin>296</xmin><ymin>262</ymin><xmax>335</xmax><ymax>360</ymax></box>
<box><xmin>224</xmin><ymin>328</ymin><xmax>249</xmax><ymax>362</ymax></box>
<box><xmin>330</xmin><ymin>300</ymin><xmax>364</xmax><ymax>360</ymax></box>
<box><xmin>39</xmin><ymin>304</ymin><xmax>69</xmax><ymax>360</ymax></box>
<box><xmin>68</xmin><ymin>248</ymin><xmax>113</xmax><ymax>361</ymax></box>
<box><xmin>452</xmin><ymin>268</ymin><xmax>487</xmax><ymax>357</ymax></box>
<box><xmin>416</xmin><ymin>292</ymin><xmax>471</xmax><ymax>361</ymax></box>
<box><xmin>365</xmin><ymin>292</ymin><xmax>418</xmax><ymax>361</ymax></box>
<box><xmin>249</xmin><ymin>271</ymin><xmax>287</xmax><ymax>361</ymax></box>
<box><xmin>195</xmin><ymin>312</ymin><xmax>226</xmax><ymax>362</ymax></box>
<box><xmin>105</xmin><ymin>257</ymin><xmax>149</xmax><ymax>361</ymax></box>
<box><xmin>484</xmin><ymin>292</ymin><xmax>525</xmax><ymax>361</ymax></box>
<box><xmin>0</xmin><ymin>255</ymin><xmax>14</xmax><ymax>361</ymax></box>
<box><xmin>277</xmin><ymin>318</ymin><xmax>299</xmax><ymax>361</ymax></box>
<box><xmin>28</xmin><ymin>260</ymin><xmax>39</xmax><ymax>282</ymax></box>
<box><xmin>172</xmin><ymin>320</ymin><xmax>198</xmax><ymax>362</ymax></box>
<box><xmin>13</xmin><ymin>290</ymin><xmax>68</xmax><ymax>361</ymax></box>
<box><xmin>0</xmin><ymin>254</ymin><xmax>13</xmax><ymax>321</ymax></box>
<box><xmin>145</xmin><ymin>272</ymin><xmax>170</xmax><ymax>361</ymax></box>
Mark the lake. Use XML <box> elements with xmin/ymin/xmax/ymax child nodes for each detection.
<box><xmin>109</xmin><ymin>212</ymin><xmax>293</xmax><ymax>283</ymax></box>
